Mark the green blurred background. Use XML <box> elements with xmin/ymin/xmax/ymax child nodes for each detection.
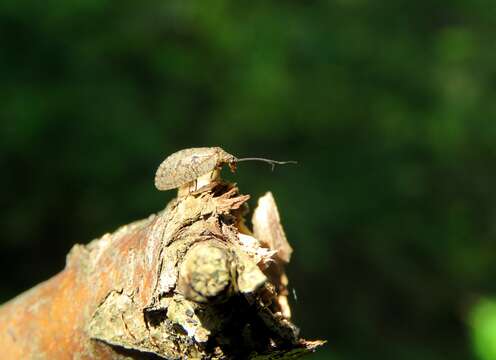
<box><xmin>2</xmin><ymin>1</ymin><xmax>496</xmax><ymax>359</ymax></box>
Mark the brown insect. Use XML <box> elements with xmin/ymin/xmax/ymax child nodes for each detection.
<box><xmin>154</xmin><ymin>147</ymin><xmax>296</xmax><ymax>191</ymax></box>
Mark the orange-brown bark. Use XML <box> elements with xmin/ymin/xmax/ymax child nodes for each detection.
<box><xmin>0</xmin><ymin>217</ymin><xmax>158</xmax><ymax>359</ymax></box>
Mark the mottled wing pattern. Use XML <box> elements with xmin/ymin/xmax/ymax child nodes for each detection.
<box><xmin>154</xmin><ymin>147</ymin><xmax>220</xmax><ymax>190</ymax></box>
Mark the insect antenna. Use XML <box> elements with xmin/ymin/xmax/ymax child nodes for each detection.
<box><xmin>235</xmin><ymin>157</ymin><xmax>298</xmax><ymax>171</ymax></box>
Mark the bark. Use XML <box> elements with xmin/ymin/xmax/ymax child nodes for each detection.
<box><xmin>0</xmin><ymin>180</ymin><xmax>324</xmax><ymax>359</ymax></box>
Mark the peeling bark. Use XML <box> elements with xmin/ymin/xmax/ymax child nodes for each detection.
<box><xmin>0</xmin><ymin>181</ymin><xmax>324</xmax><ymax>359</ymax></box>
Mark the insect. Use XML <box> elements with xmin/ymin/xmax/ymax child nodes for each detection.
<box><xmin>154</xmin><ymin>147</ymin><xmax>296</xmax><ymax>191</ymax></box>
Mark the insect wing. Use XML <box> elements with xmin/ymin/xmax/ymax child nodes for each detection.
<box><xmin>154</xmin><ymin>148</ymin><xmax>220</xmax><ymax>190</ymax></box>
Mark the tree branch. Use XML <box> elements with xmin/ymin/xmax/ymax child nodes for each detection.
<box><xmin>0</xmin><ymin>181</ymin><xmax>324</xmax><ymax>359</ymax></box>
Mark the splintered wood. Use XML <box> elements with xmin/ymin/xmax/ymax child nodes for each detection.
<box><xmin>0</xmin><ymin>181</ymin><xmax>324</xmax><ymax>359</ymax></box>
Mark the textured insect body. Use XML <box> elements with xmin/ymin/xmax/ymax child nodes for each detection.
<box><xmin>154</xmin><ymin>147</ymin><xmax>296</xmax><ymax>191</ymax></box>
<box><xmin>154</xmin><ymin>147</ymin><xmax>235</xmax><ymax>191</ymax></box>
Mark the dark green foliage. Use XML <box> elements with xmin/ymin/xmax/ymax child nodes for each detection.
<box><xmin>1</xmin><ymin>1</ymin><xmax>495</xmax><ymax>359</ymax></box>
